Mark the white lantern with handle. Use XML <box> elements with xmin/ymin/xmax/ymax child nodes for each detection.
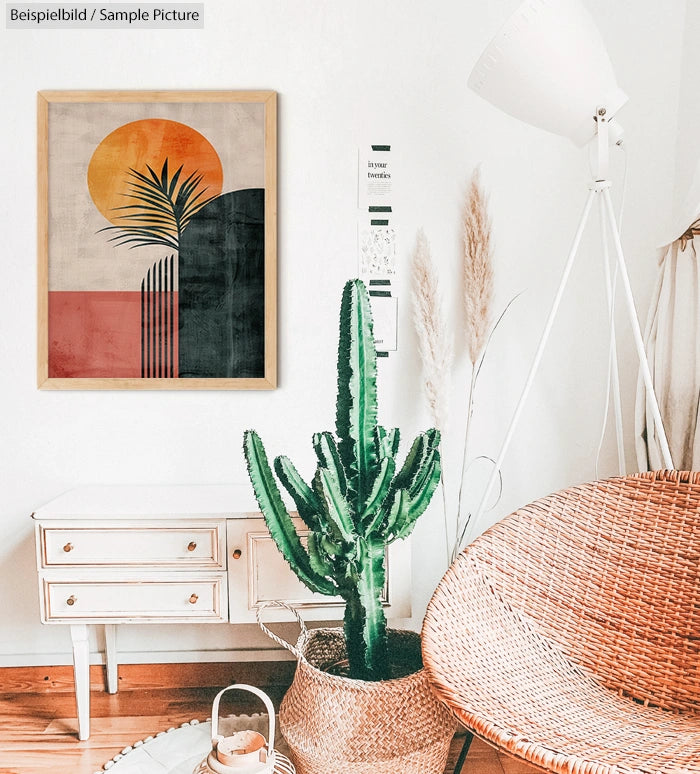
<box><xmin>193</xmin><ymin>684</ymin><xmax>295</xmax><ymax>774</ymax></box>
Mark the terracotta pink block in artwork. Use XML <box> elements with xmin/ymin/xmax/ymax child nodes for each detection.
<box><xmin>49</xmin><ymin>291</ymin><xmax>178</xmax><ymax>378</ymax></box>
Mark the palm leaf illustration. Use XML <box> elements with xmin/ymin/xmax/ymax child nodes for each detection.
<box><xmin>98</xmin><ymin>158</ymin><xmax>217</xmax><ymax>251</ymax></box>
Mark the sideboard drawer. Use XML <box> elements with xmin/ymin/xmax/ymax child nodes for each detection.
<box><xmin>42</xmin><ymin>575</ymin><xmax>227</xmax><ymax>623</ymax></box>
<box><xmin>39</xmin><ymin>522</ymin><xmax>225</xmax><ymax>569</ymax></box>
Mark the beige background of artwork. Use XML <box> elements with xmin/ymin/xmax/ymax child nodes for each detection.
<box><xmin>48</xmin><ymin>101</ymin><xmax>264</xmax><ymax>291</ymax></box>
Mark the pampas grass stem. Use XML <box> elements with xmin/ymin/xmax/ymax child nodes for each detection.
<box><xmin>462</xmin><ymin>167</ymin><xmax>494</xmax><ymax>365</ymax></box>
<box><xmin>411</xmin><ymin>228</ymin><xmax>453</xmax><ymax>567</ymax></box>
<box><xmin>456</xmin><ymin>168</ymin><xmax>494</xmax><ymax>556</ymax></box>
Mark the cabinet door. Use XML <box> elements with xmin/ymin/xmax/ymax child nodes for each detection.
<box><xmin>226</xmin><ymin>517</ymin><xmax>411</xmax><ymax>623</ymax></box>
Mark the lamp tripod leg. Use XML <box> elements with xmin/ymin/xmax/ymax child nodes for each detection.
<box><xmin>598</xmin><ymin>193</ymin><xmax>626</xmax><ymax>475</ymax></box>
<box><xmin>601</xmin><ymin>187</ymin><xmax>674</xmax><ymax>470</ymax></box>
<box><xmin>467</xmin><ymin>188</ymin><xmax>598</xmax><ymax>542</ymax></box>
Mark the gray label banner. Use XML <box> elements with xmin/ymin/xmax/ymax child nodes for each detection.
<box><xmin>6</xmin><ymin>3</ymin><xmax>204</xmax><ymax>28</ymax></box>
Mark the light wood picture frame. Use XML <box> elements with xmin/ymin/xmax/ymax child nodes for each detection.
<box><xmin>38</xmin><ymin>90</ymin><xmax>277</xmax><ymax>390</ymax></box>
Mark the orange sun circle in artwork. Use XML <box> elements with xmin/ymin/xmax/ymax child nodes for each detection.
<box><xmin>87</xmin><ymin>118</ymin><xmax>224</xmax><ymax>225</ymax></box>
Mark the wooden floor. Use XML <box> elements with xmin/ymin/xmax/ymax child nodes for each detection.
<box><xmin>0</xmin><ymin>663</ymin><xmax>538</xmax><ymax>774</ymax></box>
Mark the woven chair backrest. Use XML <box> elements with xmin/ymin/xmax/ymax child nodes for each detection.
<box><xmin>468</xmin><ymin>470</ymin><xmax>700</xmax><ymax>714</ymax></box>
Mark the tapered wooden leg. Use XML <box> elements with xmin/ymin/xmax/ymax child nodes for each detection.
<box><xmin>104</xmin><ymin>624</ymin><xmax>118</xmax><ymax>694</ymax></box>
<box><xmin>70</xmin><ymin>624</ymin><xmax>90</xmax><ymax>740</ymax></box>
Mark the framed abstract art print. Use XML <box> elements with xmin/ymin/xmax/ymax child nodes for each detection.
<box><xmin>37</xmin><ymin>90</ymin><xmax>277</xmax><ymax>389</ymax></box>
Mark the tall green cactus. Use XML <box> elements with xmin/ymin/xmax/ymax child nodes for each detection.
<box><xmin>244</xmin><ymin>279</ymin><xmax>441</xmax><ymax>681</ymax></box>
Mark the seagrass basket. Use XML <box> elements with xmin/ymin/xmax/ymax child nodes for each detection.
<box><xmin>258</xmin><ymin>602</ymin><xmax>457</xmax><ymax>774</ymax></box>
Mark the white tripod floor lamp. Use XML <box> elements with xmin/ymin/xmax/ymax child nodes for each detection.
<box><xmin>466</xmin><ymin>0</ymin><xmax>674</xmax><ymax>539</ymax></box>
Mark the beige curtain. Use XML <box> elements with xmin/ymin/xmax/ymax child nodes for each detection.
<box><xmin>635</xmin><ymin>236</ymin><xmax>700</xmax><ymax>471</ymax></box>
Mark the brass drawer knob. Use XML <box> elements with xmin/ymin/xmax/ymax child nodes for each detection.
<box><xmin>232</xmin><ymin>549</ymin><xmax>242</xmax><ymax>560</ymax></box>
<box><xmin>66</xmin><ymin>595</ymin><xmax>77</xmax><ymax>606</ymax></box>
<box><xmin>189</xmin><ymin>593</ymin><xmax>198</xmax><ymax>604</ymax></box>
<box><xmin>187</xmin><ymin>541</ymin><xmax>197</xmax><ymax>552</ymax></box>
<box><xmin>63</xmin><ymin>543</ymin><xmax>73</xmax><ymax>553</ymax></box>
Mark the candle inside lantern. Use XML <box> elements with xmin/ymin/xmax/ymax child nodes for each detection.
<box><xmin>216</xmin><ymin>730</ymin><xmax>268</xmax><ymax>766</ymax></box>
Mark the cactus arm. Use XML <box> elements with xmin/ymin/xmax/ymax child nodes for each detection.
<box><xmin>307</xmin><ymin>532</ymin><xmax>329</xmax><ymax>578</ymax></box>
<box><xmin>336</xmin><ymin>279</ymin><xmax>379</xmax><ymax>511</ymax></box>
<box><xmin>362</xmin><ymin>456</ymin><xmax>396</xmax><ymax>533</ymax></box>
<box><xmin>407</xmin><ymin>439</ymin><xmax>440</xmax><ymax>499</ymax></box>
<box><xmin>311</xmin><ymin>470</ymin><xmax>339</xmax><ymax>539</ymax></box>
<box><xmin>375</xmin><ymin>425</ymin><xmax>387</xmax><ymax>456</ymax></box>
<box><xmin>374</xmin><ymin>426</ymin><xmax>400</xmax><ymax>461</ymax></box>
<box><xmin>387</xmin><ymin>428</ymin><xmax>401</xmax><ymax>458</ymax></box>
<box><xmin>394</xmin><ymin>457</ymin><xmax>442</xmax><ymax>540</ymax></box>
<box><xmin>318</xmin><ymin>467</ymin><xmax>355</xmax><ymax>543</ymax></box>
<box><xmin>313</xmin><ymin>432</ymin><xmax>347</xmax><ymax>496</ymax></box>
<box><xmin>274</xmin><ymin>455</ymin><xmax>321</xmax><ymax>529</ymax></box>
<box><xmin>391</xmin><ymin>428</ymin><xmax>440</xmax><ymax>495</ymax></box>
<box><xmin>243</xmin><ymin>430</ymin><xmax>336</xmax><ymax>596</ymax></box>
<box><xmin>382</xmin><ymin>487</ymin><xmax>410</xmax><ymax>541</ymax></box>
<box><xmin>389</xmin><ymin>434</ymin><xmax>426</xmax><ymax>497</ymax></box>
<box><xmin>307</xmin><ymin>532</ymin><xmax>340</xmax><ymax>587</ymax></box>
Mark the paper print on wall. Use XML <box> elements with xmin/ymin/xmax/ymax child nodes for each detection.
<box><xmin>38</xmin><ymin>91</ymin><xmax>277</xmax><ymax>390</ymax></box>
<box><xmin>358</xmin><ymin>224</ymin><xmax>397</xmax><ymax>279</ymax></box>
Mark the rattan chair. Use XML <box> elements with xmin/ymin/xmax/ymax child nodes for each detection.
<box><xmin>422</xmin><ymin>470</ymin><xmax>700</xmax><ymax>774</ymax></box>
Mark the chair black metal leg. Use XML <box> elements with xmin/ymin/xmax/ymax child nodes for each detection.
<box><xmin>454</xmin><ymin>730</ymin><xmax>474</xmax><ymax>774</ymax></box>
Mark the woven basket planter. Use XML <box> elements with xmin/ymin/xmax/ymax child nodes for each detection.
<box><xmin>259</xmin><ymin>605</ymin><xmax>457</xmax><ymax>774</ymax></box>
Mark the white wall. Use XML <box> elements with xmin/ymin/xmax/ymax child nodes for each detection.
<box><xmin>674</xmin><ymin>0</ymin><xmax>700</xmax><ymax>207</ymax></box>
<box><xmin>0</xmin><ymin>0</ymin><xmax>688</xmax><ymax>666</ymax></box>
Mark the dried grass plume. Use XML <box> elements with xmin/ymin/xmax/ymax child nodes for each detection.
<box><xmin>463</xmin><ymin>168</ymin><xmax>494</xmax><ymax>364</ymax></box>
<box><xmin>411</xmin><ymin>228</ymin><xmax>453</xmax><ymax>432</ymax></box>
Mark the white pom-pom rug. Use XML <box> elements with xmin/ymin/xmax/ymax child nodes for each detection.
<box><xmin>96</xmin><ymin>714</ymin><xmax>286</xmax><ymax>774</ymax></box>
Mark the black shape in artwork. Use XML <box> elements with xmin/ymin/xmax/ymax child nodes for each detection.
<box><xmin>178</xmin><ymin>188</ymin><xmax>265</xmax><ymax>378</ymax></box>
<box><xmin>141</xmin><ymin>255</ymin><xmax>175</xmax><ymax>378</ymax></box>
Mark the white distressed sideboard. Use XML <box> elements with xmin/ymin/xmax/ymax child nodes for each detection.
<box><xmin>32</xmin><ymin>485</ymin><xmax>411</xmax><ymax>740</ymax></box>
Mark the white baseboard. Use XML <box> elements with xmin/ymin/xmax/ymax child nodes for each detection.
<box><xmin>0</xmin><ymin>648</ymin><xmax>294</xmax><ymax>667</ymax></box>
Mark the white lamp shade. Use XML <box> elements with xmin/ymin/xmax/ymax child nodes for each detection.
<box><xmin>468</xmin><ymin>0</ymin><xmax>628</xmax><ymax>146</ymax></box>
